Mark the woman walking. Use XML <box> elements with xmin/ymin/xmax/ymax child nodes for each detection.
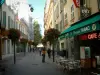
<box><xmin>42</xmin><ymin>47</ymin><xmax>46</xmax><ymax>63</ymax></box>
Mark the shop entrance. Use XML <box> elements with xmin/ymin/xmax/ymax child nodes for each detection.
<box><xmin>79</xmin><ymin>30</ymin><xmax>100</xmax><ymax>68</ymax></box>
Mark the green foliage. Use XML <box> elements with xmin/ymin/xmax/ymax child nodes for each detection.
<box><xmin>8</xmin><ymin>28</ymin><xmax>20</xmax><ymax>44</ymax></box>
<box><xmin>33</xmin><ymin>20</ymin><xmax>42</xmax><ymax>45</ymax></box>
<box><xmin>20</xmin><ymin>38</ymin><xmax>28</xmax><ymax>46</ymax></box>
<box><xmin>41</xmin><ymin>37</ymin><xmax>47</xmax><ymax>46</ymax></box>
<box><xmin>28</xmin><ymin>40</ymin><xmax>32</xmax><ymax>45</ymax></box>
<box><xmin>44</xmin><ymin>28</ymin><xmax>60</xmax><ymax>44</ymax></box>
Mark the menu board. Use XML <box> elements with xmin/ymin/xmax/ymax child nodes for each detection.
<box><xmin>80</xmin><ymin>47</ymin><xmax>91</xmax><ymax>59</ymax></box>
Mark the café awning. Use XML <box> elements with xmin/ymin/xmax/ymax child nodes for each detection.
<box><xmin>59</xmin><ymin>12</ymin><xmax>100</xmax><ymax>40</ymax></box>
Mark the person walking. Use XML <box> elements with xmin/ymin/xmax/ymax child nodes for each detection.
<box><xmin>39</xmin><ymin>48</ymin><xmax>41</xmax><ymax>56</ymax></box>
<box><xmin>42</xmin><ymin>47</ymin><xmax>46</xmax><ymax>63</ymax></box>
<box><xmin>47</xmin><ymin>49</ymin><xmax>51</xmax><ymax>58</ymax></box>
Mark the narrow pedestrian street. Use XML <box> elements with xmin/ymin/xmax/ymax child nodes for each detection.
<box><xmin>4</xmin><ymin>52</ymin><xmax>65</xmax><ymax>75</ymax></box>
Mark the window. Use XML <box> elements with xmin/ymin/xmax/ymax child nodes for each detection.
<box><xmin>71</xmin><ymin>12</ymin><xmax>74</xmax><ymax>19</ymax></box>
<box><xmin>60</xmin><ymin>0</ymin><xmax>63</xmax><ymax>3</ymax></box>
<box><xmin>56</xmin><ymin>5</ymin><xmax>59</xmax><ymax>19</ymax></box>
<box><xmin>64</xmin><ymin>13</ymin><xmax>68</xmax><ymax>26</ymax></box>
<box><xmin>56</xmin><ymin>24</ymin><xmax>58</xmax><ymax>30</ymax></box>
<box><xmin>64</xmin><ymin>0</ymin><xmax>67</xmax><ymax>4</ymax></box>
<box><xmin>71</xmin><ymin>5</ymin><xmax>74</xmax><ymax>12</ymax></box>
<box><xmin>71</xmin><ymin>5</ymin><xmax>74</xmax><ymax>20</ymax></box>
<box><xmin>3</xmin><ymin>11</ymin><xmax>6</xmax><ymax>27</ymax></box>
<box><xmin>8</xmin><ymin>16</ymin><xmax>10</xmax><ymax>29</ymax></box>
<box><xmin>61</xmin><ymin>43</ymin><xmax>64</xmax><ymax>49</ymax></box>
<box><xmin>10</xmin><ymin>19</ymin><xmax>13</xmax><ymax>28</ymax></box>
<box><xmin>98</xmin><ymin>0</ymin><xmax>100</xmax><ymax>10</ymax></box>
<box><xmin>60</xmin><ymin>21</ymin><xmax>62</xmax><ymax>32</ymax></box>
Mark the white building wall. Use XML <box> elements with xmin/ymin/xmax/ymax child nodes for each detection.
<box><xmin>2</xmin><ymin>3</ymin><xmax>15</xmax><ymax>55</ymax></box>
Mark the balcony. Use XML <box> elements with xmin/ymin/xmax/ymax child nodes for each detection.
<box><xmin>80</xmin><ymin>6</ymin><xmax>91</xmax><ymax>20</ymax></box>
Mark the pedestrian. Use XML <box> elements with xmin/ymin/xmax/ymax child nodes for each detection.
<box><xmin>42</xmin><ymin>47</ymin><xmax>46</xmax><ymax>63</ymax></box>
<box><xmin>33</xmin><ymin>48</ymin><xmax>34</xmax><ymax>52</ymax></box>
<box><xmin>47</xmin><ymin>48</ymin><xmax>51</xmax><ymax>58</ymax></box>
<box><xmin>39</xmin><ymin>48</ymin><xmax>41</xmax><ymax>56</ymax></box>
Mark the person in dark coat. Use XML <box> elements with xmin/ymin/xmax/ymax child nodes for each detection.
<box><xmin>47</xmin><ymin>49</ymin><xmax>51</xmax><ymax>58</ymax></box>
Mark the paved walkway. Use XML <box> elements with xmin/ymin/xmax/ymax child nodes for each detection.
<box><xmin>4</xmin><ymin>52</ymin><xmax>65</xmax><ymax>75</ymax></box>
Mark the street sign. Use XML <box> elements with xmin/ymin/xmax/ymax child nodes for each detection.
<box><xmin>0</xmin><ymin>0</ymin><xmax>5</xmax><ymax>6</ymax></box>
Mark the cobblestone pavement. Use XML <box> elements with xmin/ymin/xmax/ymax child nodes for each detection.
<box><xmin>4</xmin><ymin>52</ymin><xmax>66</xmax><ymax>75</ymax></box>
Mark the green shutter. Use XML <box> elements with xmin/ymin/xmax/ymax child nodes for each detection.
<box><xmin>3</xmin><ymin>11</ymin><xmax>6</xmax><ymax>27</ymax></box>
<box><xmin>8</xmin><ymin>16</ymin><xmax>10</xmax><ymax>29</ymax></box>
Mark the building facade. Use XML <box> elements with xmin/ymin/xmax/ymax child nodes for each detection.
<box><xmin>0</xmin><ymin>0</ymin><xmax>30</xmax><ymax>59</ymax></box>
<box><xmin>44</xmin><ymin>0</ymin><xmax>100</xmax><ymax>68</ymax></box>
<box><xmin>59</xmin><ymin>0</ymin><xmax>100</xmax><ymax>68</ymax></box>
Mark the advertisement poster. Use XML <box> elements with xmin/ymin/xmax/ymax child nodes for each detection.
<box><xmin>85</xmin><ymin>47</ymin><xmax>91</xmax><ymax>58</ymax></box>
<box><xmin>80</xmin><ymin>47</ymin><xmax>85</xmax><ymax>59</ymax></box>
<box><xmin>80</xmin><ymin>46</ymin><xmax>91</xmax><ymax>59</ymax></box>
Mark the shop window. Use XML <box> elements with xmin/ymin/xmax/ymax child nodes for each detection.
<box><xmin>60</xmin><ymin>21</ymin><xmax>62</xmax><ymax>32</ymax></box>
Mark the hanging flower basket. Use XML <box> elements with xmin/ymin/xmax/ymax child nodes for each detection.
<box><xmin>44</xmin><ymin>28</ymin><xmax>60</xmax><ymax>43</ymax></box>
<box><xmin>2</xmin><ymin>30</ymin><xmax>9</xmax><ymax>37</ymax></box>
<box><xmin>8</xmin><ymin>28</ymin><xmax>20</xmax><ymax>43</ymax></box>
<box><xmin>20</xmin><ymin>38</ymin><xmax>28</xmax><ymax>44</ymax></box>
<box><xmin>28</xmin><ymin>40</ymin><xmax>32</xmax><ymax>45</ymax></box>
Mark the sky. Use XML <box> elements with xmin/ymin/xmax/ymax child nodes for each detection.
<box><xmin>28</xmin><ymin>0</ymin><xmax>46</xmax><ymax>35</ymax></box>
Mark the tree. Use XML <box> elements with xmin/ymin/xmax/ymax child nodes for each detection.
<box><xmin>20</xmin><ymin>38</ymin><xmax>28</xmax><ymax>56</ymax></box>
<box><xmin>41</xmin><ymin>36</ymin><xmax>47</xmax><ymax>46</ymax></box>
<box><xmin>28</xmin><ymin>40</ymin><xmax>33</xmax><ymax>52</ymax></box>
<box><xmin>44</xmin><ymin>28</ymin><xmax>60</xmax><ymax>62</ymax></box>
<box><xmin>33</xmin><ymin>20</ymin><xmax>42</xmax><ymax>46</ymax></box>
<box><xmin>8</xmin><ymin>28</ymin><xmax>20</xmax><ymax>64</ymax></box>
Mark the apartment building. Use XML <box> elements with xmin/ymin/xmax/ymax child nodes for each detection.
<box><xmin>44</xmin><ymin>0</ymin><xmax>53</xmax><ymax>30</ymax></box>
<box><xmin>59</xmin><ymin>0</ymin><xmax>100</xmax><ymax>68</ymax></box>
<box><xmin>0</xmin><ymin>0</ymin><xmax>30</xmax><ymax>59</ymax></box>
<box><xmin>1</xmin><ymin>2</ymin><xmax>16</xmax><ymax>55</ymax></box>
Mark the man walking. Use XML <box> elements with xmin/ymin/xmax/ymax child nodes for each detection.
<box><xmin>47</xmin><ymin>49</ymin><xmax>51</xmax><ymax>58</ymax></box>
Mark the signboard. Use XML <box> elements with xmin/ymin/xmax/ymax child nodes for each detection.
<box><xmin>73</xmin><ymin>0</ymin><xmax>80</xmax><ymax>8</ymax></box>
<box><xmin>80</xmin><ymin>47</ymin><xmax>85</xmax><ymax>59</ymax></box>
<box><xmin>80</xmin><ymin>46</ymin><xmax>91</xmax><ymax>59</ymax></box>
<box><xmin>59</xmin><ymin>22</ymin><xmax>100</xmax><ymax>40</ymax></box>
<box><xmin>0</xmin><ymin>0</ymin><xmax>5</xmax><ymax>6</ymax></box>
<box><xmin>79</xmin><ymin>31</ymin><xmax>100</xmax><ymax>40</ymax></box>
<box><xmin>67</xmin><ymin>23</ymin><xmax>100</xmax><ymax>38</ymax></box>
<box><xmin>80</xmin><ymin>7</ymin><xmax>91</xmax><ymax>19</ymax></box>
<box><xmin>85</xmin><ymin>47</ymin><xmax>91</xmax><ymax>58</ymax></box>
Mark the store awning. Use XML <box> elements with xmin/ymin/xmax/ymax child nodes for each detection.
<box><xmin>59</xmin><ymin>12</ymin><xmax>100</xmax><ymax>40</ymax></box>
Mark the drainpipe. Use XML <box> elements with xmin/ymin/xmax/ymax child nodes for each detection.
<box><xmin>97</xmin><ymin>0</ymin><xmax>100</xmax><ymax>11</ymax></box>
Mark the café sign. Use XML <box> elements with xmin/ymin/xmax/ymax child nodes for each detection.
<box><xmin>79</xmin><ymin>31</ymin><xmax>100</xmax><ymax>40</ymax></box>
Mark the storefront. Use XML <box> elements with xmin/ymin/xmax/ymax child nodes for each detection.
<box><xmin>59</xmin><ymin>12</ymin><xmax>100</xmax><ymax>68</ymax></box>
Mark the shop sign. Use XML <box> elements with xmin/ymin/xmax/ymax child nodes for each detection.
<box><xmin>79</xmin><ymin>31</ymin><xmax>100</xmax><ymax>40</ymax></box>
<box><xmin>67</xmin><ymin>23</ymin><xmax>100</xmax><ymax>38</ymax></box>
<box><xmin>73</xmin><ymin>0</ymin><xmax>80</xmax><ymax>8</ymax></box>
<box><xmin>80</xmin><ymin>47</ymin><xmax>91</xmax><ymax>59</ymax></box>
<box><xmin>80</xmin><ymin>7</ymin><xmax>91</xmax><ymax>19</ymax></box>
